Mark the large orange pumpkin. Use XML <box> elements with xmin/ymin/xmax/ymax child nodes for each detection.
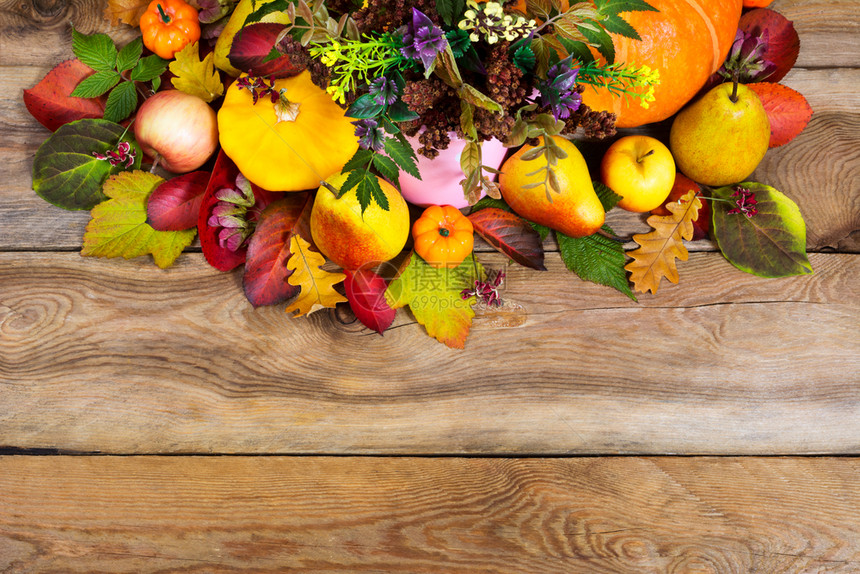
<box><xmin>580</xmin><ymin>0</ymin><xmax>742</xmax><ymax>128</ymax></box>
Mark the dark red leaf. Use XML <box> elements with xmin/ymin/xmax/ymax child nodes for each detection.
<box><xmin>147</xmin><ymin>171</ymin><xmax>211</xmax><ymax>231</ymax></box>
<box><xmin>468</xmin><ymin>207</ymin><xmax>546</xmax><ymax>271</ymax></box>
<box><xmin>748</xmin><ymin>82</ymin><xmax>813</xmax><ymax>148</ymax></box>
<box><xmin>651</xmin><ymin>173</ymin><xmax>710</xmax><ymax>240</ymax></box>
<box><xmin>229</xmin><ymin>23</ymin><xmax>304</xmax><ymax>79</ymax></box>
<box><xmin>198</xmin><ymin>150</ymin><xmax>281</xmax><ymax>271</ymax></box>
<box><xmin>242</xmin><ymin>194</ymin><xmax>312</xmax><ymax>307</ymax></box>
<box><xmin>344</xmin><ymin>268</ymin><xmax>396</xmax><ymax>335</ymax></box>
<box><xmin>23</xmin><ymin>59</ymin><xmax>107</xmax><ymax>132</ymax></box>
<box><xmin>740</xmin><ymin>8</ymin><xmax>800</xmax><ymax>83</ymax></box>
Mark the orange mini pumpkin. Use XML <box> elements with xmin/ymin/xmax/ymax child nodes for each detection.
<box><xmin>581</xmin><ymin>0</ymin><xmax>742</xmax><ymax>127</ymax></box>
<box><xmin>217</xmin><ymin>71</ymin><xmax>359</xmax><ymax>192</ymax></box>
<box><xmin>412</xmin><ymin>205</ymin><xmax>474</xmax><ymax>269</ymax></box>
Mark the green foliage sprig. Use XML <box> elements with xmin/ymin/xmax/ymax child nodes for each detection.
<box><xmin>70</xmin><ymin>29</ymin><xmax>168</xmax><ymax>123</ymax></box>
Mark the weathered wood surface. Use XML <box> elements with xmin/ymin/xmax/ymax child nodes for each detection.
<box><xmin>2</xmin><ymin>251</ymin><xmax>858</xmax><ymax>454</ymax></box>
<box><xmin>1</xmin><ymin>456</ymin><xmax>859</xmax><ymax>573</ymax></box>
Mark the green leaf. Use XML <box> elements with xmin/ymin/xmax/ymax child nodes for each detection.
<box><xmin>72</xmin><ymin>28</ymin><xmax>117</xmax><ymax>72</ymax></box>
<box><xmin>341</xmin><ymin>148</ymin><xmax>374</xmax><ymax>173</ymax></box>
<box><xmin>116</xmin><ymin>37</ymin><xmax>143</xmax><ymax>72</ymax></box>
<box><xmin>384</xmin><ymin>252</ymin><xmax>483</xmax><ymax>349</ymax></box>
<box><xmin>32</xmin><ymin>119</ymin><xmax>142</xmax><ymax>210</ymax></box>
<box><xmin>471</xmin><ymin>196</ymin><xmax>512</xmax><ymax>213</ymax></box>
<box><xmin>384</xmin><ymin>137</ymin><xmax>421</xmax><ymax>179</ymax></box>
<box><xmin>513</xmin><ymin>44</ymin><xmax>536</xmax><ymax>73</ymax></box>
<box><xmin>446</xmin><ymin>28</ymin><xmax>471</xmax><ymax>58</ymax></box>
<box><xmin>601</xmin><ymin>14</ymin><xmax>640</xmax><ymax>40</ymax></box>
<box><xmin>559</xmin><ymin>38</ymin><xmax>595</xmax><ymax>66</ymax></box>
<box><xmin>433</xmin><ymin>45</ymin><xmax>463</xmax><ymax>88</ymax></box>
<box><xmin>529</xmin><ymin>36</ymin><xmax>552</xmax><ymax>78</ymax></box>
<box><xmin>337</xmin><ymin>167</ymin><xmax>364</xmax><ymax>197</ymax></box>
<box><xmin>579</xmin><ymin>21</ymin><xmax>615</xmax><ymax>63</ymax></box>
<box><xmin>460</xmin><ymin>101</ymin><xmax>477</xmax><ymax>142</ymax></box>
<box><xmin>103</xmin><ymin>81</ymin><xmax>139</xmax><ymax>123</ymax></box>
<box><xmin>82</xmin><ymin>171</ymin><xmax>196</xmax><ymax>269</ymax></box>
<box><xmin>130</xmin><ymin>54</ymin><xmax>169</xmax><ymax>82</ymax></box>
<box><xmin>458</xmin><ymin>84</ymin><xmax>502</xmax><ymax>113</ymax></box>
<box><xmin>594</xmin><ymin>0</ymin><xmax>657</xmax><ymax>15</ymax></box>
<box><xmin>346</xmin><ymin>93</ymin><xmax>385</xmax><ymax>119</ymax></box>
<box><xmin>355</xmin><ymin>170</ymin><xmax>388</xmax><ymax>212</ymax></box>
<box><xmin>557</xmin><ymin>227</ymin><xmax>635</xmax><ymax>300</ymax></box>
<box><xmin>387</xmin><ymin>100</ymin><xmax>420</xmax><ymax>122</ymax></box>
<box><xmin>711</xmin><ymin>182</ymin><xmax>813</xmax><ymax>278</ymax></box>
<box><xmin>246</xmin><ymin>0</ymin><xmax>291</xmax><ymax>24</ymax></box>
<box><xmin>436</xmin><ymin>0</ymin><xmax>466</xmax><ymax>27</ymax></box>
<box><xmin>460</xmin><ymin>141</ymin><xmax>481</xmax><ymax>175</ymax></box>
<box><xmin>372</xmin><ymin>153</ymin><xmax>401</xmax><ymax>188</ymax></box>
<box><xmin>594</xmin><ymin>181</ymin><xmax>623</xmax><ymax>211</ymax></box>
<box><xmin>71</xmin><ymin>70</ymin><xmax>121</xmax><ymax>99</ymax></box>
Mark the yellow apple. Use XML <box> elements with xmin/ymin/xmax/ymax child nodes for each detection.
<box><xmin>600</xmin><ymin>135</ymin><xmax>676</xmax><ymax>212</ymax></box>
<box><xmin>310</xmin><ymin>172</ymin><xmax>410</xmax><ymax>270</ymax></box>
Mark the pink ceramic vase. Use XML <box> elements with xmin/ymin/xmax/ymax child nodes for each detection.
<box><xmin>399</xmin><ymin>133</ymin><xmax>508</xmax><ymax>209</ymax></box>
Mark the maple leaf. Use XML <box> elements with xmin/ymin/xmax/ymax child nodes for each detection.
<box><xmin>384</xmin><ymin>252</ymin><xmax>484</xmax><ymax>349</ymax></box>
<box><xmin>82</xmin><ymin>171</ymin><xmax>196</xmax><ymax>268</ymax></box>
<box><xmin>169</xmin><ymin>42</ymin><xmax>224</xmax><ymax>103</ymax></box>
<box><xmin>624</xmin><ymin>190</ymin><xmax>702</xmax><ymax>294</ymax></box>
<box><xmin>284</xmin><ymin>235</ymin><xmax>348</xmax><ymax>317</ymax></box>
<box><xmin>104</xmin><ymin>0</ymin><xmax>150</xmax><ymax>27</ymax></box>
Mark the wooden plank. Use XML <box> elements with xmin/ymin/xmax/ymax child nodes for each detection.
<box><xmin>1</xmin><ymin>251</ymin><xmax>857</xmax><ymax>454</ymax></box>
<box><xmin>778</xmin><ymin>0</ymin><xmax>860</xmax><ymax>69</ymax></box>
<box><xmin>1</xmin><ymin>456</ymin><xmax>858</xmax><ymax>572</ymax></box>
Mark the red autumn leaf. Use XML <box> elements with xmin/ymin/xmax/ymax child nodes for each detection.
<box><xmin>229</xmin><ymin>23</ymin><xmax>304</xmax><ymax>79</ymax></box>
<box><xmin>242</xmin><ymin>194</ymin><xmax>312</xmax><ymax>307</ymax></box>
<box><xmin>198</xmin><ymin>150</ymin><xmax>280</xmax><ymax>272</ymax></box>
<box><xmin>468</xmin><ymin>207</ymin><xmax>546</xmax><ymax>271</ymax></box>
<box><xmin>147</xmin><ymin>171</ymin><xmax>211</xmax><ymax>231</ymax></box>
<box><xmin>651</xmin><ymin>173</ymin><xmax>711</xmax><ymax>240</ymax></box>
<box><xmin>748</xmin><ymin>82</ymin><xmax>813</xmax><ymax>148</ymax></box>
<box><xmin>23</xmin><ymin>59</ymin><xmax>107</xmax><ymax>132</ymax></box>
<box><xmin>740</xmin><ymin>8</ymin><xmax>800</xmax><ymax>83</ymax></box>
<box><xmin>344</xmin><ymin>268</ymin><xmax>396</xmax><ymax>335</ymax></box>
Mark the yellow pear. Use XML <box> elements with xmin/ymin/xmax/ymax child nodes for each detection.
<box><xmin>669</xmin><ymin>81</ymin><xmax>770</xmax><ymax>187</ymax></box>
<box><xmin>310</xmin><ymin>172</ymin><xmax>410</xmax><ymax>270</ymax></box>
<box><xmin>499</xmin><ymin>136</ymin><xmax>604</xmax><ymax>238</ymax></box>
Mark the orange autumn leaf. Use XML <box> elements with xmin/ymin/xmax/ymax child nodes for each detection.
<box><xmin>104</xmin><ymin>0</ymin><xmax>151</xmax><ymax>27</ymax></box>
<box><xmin>624</xmin><ymin>190</ymin><xmax>702</xmax><ymax>294</ymax></box>
<box><xmin>748</xmin><ymin>82</ymin><xmax>813</xmax><ymax>148</ymax></box>
<box><xmin>284</xmin><ymin>234</ymin><xmax>347</xmax><ymax>317</ymax></box>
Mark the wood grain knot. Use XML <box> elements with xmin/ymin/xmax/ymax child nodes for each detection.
<box><xmin>19</xmin><ymin>0</ymin><xmax>70</xmax><ymax>25</ymax></box>
<box><xmin>0</xmin><ymin>296</ymin><xmax>69</xmax><ymax>342</ymax></box>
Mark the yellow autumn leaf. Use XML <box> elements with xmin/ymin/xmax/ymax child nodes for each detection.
<box><xmin>624</xmin><ymin>190</ymin><xmax>702</xmax><ymax>294</ymax></box>
<box><xmin>104</xmin><ymin>0</ymin><xmax>150</xmax><ymax>26</ymax></box>
<box><xmin>169</xmin><ymin>42</ymin><xmax>224</xmax><ymax>103</ymax></box>
<box><xmin>284</xmin><ymin>235</ymin><xmax>347</xmax><ymax>317</ymax></box>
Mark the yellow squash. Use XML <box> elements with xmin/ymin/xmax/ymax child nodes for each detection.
<box><xmin>218</xmin><ymin>71</ymin><xmax>359</xmax><ymax>192</ymax></box>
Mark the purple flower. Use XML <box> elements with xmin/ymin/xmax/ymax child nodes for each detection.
<box><xmin>400</xmin><ymin>8</ymin><xmax>448</xmax><ymax>72</ymax></box>
<box><xmin>537</xmin><ymin>56</ymin><xmax>581</xmax><ymax>120</ymax></box>
<box><xmin>461</xmin><ymin>270</ymin><xmax>505</xmax><ymax>307</ymax></box>
<box><xmin>236</xmin><ymin>76</ymin><xmax>278</xmax><ymax>105</ymax></box>
<box><xmin>352</xmin><ymin>119</ymin><xmax>384</xmax><ymax>152</ymax></box>
<box><xmin>368</xmin><ymin>76</ymin><xmax>399</xmax><ymax>106</ymax></box>
<box><xmin>92</xmin><ymin>140</ymin><xmax>136</xmax><ymax>168</ymax></box>
<box><xmin>727</xmin><ymin>186</ymin><xmax>758</xmax><ymax>218</ymax></box>
<box><xmin>207</xmin><ymin>175</ymin><xmax>257</xmax><ymax>251</ymax></box>
<box><xmin>719</xmin><ymin>29</ymin><xmax>776</xmax><ymax>83</ymax></box>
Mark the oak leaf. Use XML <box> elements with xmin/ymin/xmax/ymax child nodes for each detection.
<box><xmin>624</xmin><ymin>190</ymin><xmax>702</xmax><ymax>294</ymax></box>
<box><xmin>82</xmin><ymin>171</ymin><xmax>196</xmax><ymax>268</ymax></box>
<box><xmin>284</xmin><ymin>235</ymin><xmax>348</xmax><ymax>317</ymax></box>
<box><xmin>384</xmin><ymin>252</ymin><xmax>483</xmax><ymax>349</ymax></box>
<box><xmin>170</xmin><ymin>42</ymin><xmax>224</xmax><ymax>102</ymax></box>
<box><xmin>104</xmin><ymin>0</ymin><xmax>150</xmax><ymax>27</ymax></box>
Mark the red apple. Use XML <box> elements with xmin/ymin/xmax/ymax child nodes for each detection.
<box><xmin>134</xmin><ymin>90</ymin><xmax>218</xmax><ymax>173</ymax></box>
<box><xmin>600</xmin><ymin>135</ymin><xmax>676</xmax><ymax>213</ymax></box>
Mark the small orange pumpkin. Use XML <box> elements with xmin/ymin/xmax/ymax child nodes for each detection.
<box><xmin>217</xmin><ymin>71</ymin><xmax>359</xmax><ymax>192</ymax></box>
<box><xmin>412</xmin><ymin>205</ymin><xmax>474</xmax><ymax>269</ymax></box>
<box><xmin>581</xmin><ymin>0</ymin><xmax>742</xmax><ymax>127</ymax></box>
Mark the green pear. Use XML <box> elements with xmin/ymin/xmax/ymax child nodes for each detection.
<box><xmin>669</xmin><ymin>81</ymin><xmax>770</xmax><ymax>187</ymax></box>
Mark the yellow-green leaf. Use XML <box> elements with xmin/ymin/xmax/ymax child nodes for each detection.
<box><xmin>384</xmin><ymin>252</ymin><xmax>483</xmax><ymax>349</ymax></box>
<box><xmin>284</xmin><ymin>234</ymin><xmax>348</xmax><ymax>317</ymax></box>
<box><xmin>169</xmin><ymin>42</ymin><xmax>224</xmax><ymax>102</ymax></box>
<box><xmin>82</xmin><ymin>171</ymin><xmax>196</xmax><ymax>268</ymax></box>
